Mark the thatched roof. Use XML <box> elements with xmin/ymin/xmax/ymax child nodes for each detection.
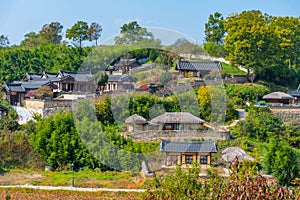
<box><xmin>221</xmin><ymin>147</ymin><xmax>254</xmax><ymax>163</ymax></box>
<box><xmin>150</xmin><ymin>112</ymin><xmax>205</xmax><ymax>124</ymax></box>
<box><xmin>125</xmin><ymin>114</ymin><xmax>147</xmax><ymax>124</ymax></box>
<box><xmin>263</xmin><ymin>92</ymin><xmax>294</xmax><ymax>100</ymax></box>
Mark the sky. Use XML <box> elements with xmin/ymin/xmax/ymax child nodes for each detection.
<box><xmin>1</xmin><ymin>0</ymin><xmax>300</xmax><ymax>45</ymax></box>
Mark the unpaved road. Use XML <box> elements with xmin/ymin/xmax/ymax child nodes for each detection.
<box><xmin>0</xmin><ymin>185</ymin><xmax>146</xmax><ymax>193</ymax></box>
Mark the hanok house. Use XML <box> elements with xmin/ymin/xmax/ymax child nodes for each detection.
<box><xmin>106</xmin><ymin>58</ymin><xmax>141</xmax><ymax>75</ymax></box>
<box><xmin>176</xmin><ymin>60</ymin><xmax>222</xmax><ymax>78</ymax></box>
<box><xmin>289</xmin><ymin>84</ymin><xmax>300</xmax><ymax>104</ymax></box>
<box><xmin>150</xmin><ymin>112</ymin><xmax>205</xmax><ymax>131</ymax></box>
<box><xmin>105</xmin><ymin>74</ymin><xmax>137</xmax><ymax>92</ymax></box>
<box><xmin>125</xmin><ymin>114</ymin><xmax>147</xmax><ymax>133</ymax></box>
<box><xmin>2</xmin><ymin>81</ymin><xmax>58</xmax><ymax>106</ymax></box>
<box><xmin>54</xmin><ymin>70</ymin><xmax>94</xmax><ymax>93</ymax></box>
<box><xmin>263</xmin><ymin>92</ymin><xmax>294</xmax><ymax>105</ymax></box>
<box><xmin>1</xmin><ymin>70</ymin><xmax>94</xmax><ymax>106</ymax></box>
<box><xmin>161</xmin><ymin>140</ymin><xmax>217</xmax><ymax>167</ymax></box>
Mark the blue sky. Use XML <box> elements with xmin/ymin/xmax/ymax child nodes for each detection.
<box><xmin>1</xmin><ymin>0</ymin><xmax>299</xmax><ymax>45</ymax></box>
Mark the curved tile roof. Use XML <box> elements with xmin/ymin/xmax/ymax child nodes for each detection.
<box><xmin>160</xmin><ymin>140</ymin><xmax>217</xmax><ymax>153</ymax></box>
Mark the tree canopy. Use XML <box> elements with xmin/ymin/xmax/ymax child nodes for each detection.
<box><xmin>114</xmin><ymin>21</ymin><xmax>158</xmax><ymax>45</ymax></box>
<box><xmin>66</xmin><ymin>21</ymin><xmax>89</xmax><ymax>47</ymax></box>
<box><xmin>39</xmin><ymin>22</ymin><xmax>63</xmax><ymax>44</ymax></box>
<box><xmin>87</xmin><ymin>22</ymin><xmax>102</xmax><ymax>46</ymax></box>
<box><xmin>224</xmin><ymin>10</ymin><xmax>300</xmax><ymax>87</ymax></box>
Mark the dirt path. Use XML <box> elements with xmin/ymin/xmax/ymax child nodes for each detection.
<box><xmin>0</xmin><ymin>185</ymin><xmax>146</xmax><ymax>193</ymax></box>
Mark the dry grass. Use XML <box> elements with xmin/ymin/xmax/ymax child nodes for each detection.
<box><xmin>0</xmin><ymin>188</ymin><xmax>142</xmax><ymax>200</ymax></box>
<box><xmin>0</xmin><ymin>169</ymin><xmax>145</xmax><ymax>189</ymax></box>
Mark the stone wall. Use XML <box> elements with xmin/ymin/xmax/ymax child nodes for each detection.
<box><xmin>24</xmin><ymin>99</ymin><xmax>72</xmax><ymax>118</ymax></box>
<box><xmin>270</xmin><ymin>107</ymin><xmax>300</xmax><ymax>122</ymax></box>
<box><xmin>127</xmin><ymin>130</ymin><xmax>231</xmax><ymax>142</ymax></box>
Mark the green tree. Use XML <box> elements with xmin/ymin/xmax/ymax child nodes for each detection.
<box><xmin>87</xmin><ymin>22</ymin><xmax>102</xmax><ymax>46</ymax></box>
<box><xmin>94</xmin><ymin>71</ymin><xmax>108</xmax><ymax>91</ymax></box>
<box><xmin>0</xmin><ymin>35</ymin><xmax>9</xmax><ymax>47</ymax></box>
<box><xmin>39</xmin><ymin>22</ymin><xmax>63</xmax><ymax>44</ymax></box>
<box><xmin>264</xmin><ymin>139</ymin><xmax>299</xmax><ymax>186</ymax></box>
<box><xmin>30</xmin><ymin>111</ymin><xmax>100</xmax><ymax>169</ymax></box>
<box><xmin>95</xmin><ymin>95</ymin><xmax>114</xmax><ymax>124</ymax></box>
<box><xmin>230</xmin><ymin>107</ymin><xmax>282</xmax><ymax>141</ymax></box>
<box><xmin>204</xmin><ymin>12</ymin><xmax>225</xmax><ymax>44</ymax></box>
<box><xmin>114</xmin><ymin>21</ymin><xmax>155</xmax><ymax>45</ymax></box>
<box><xmin>66</xmin><ymin>21</ymin><xmax>89</xmax><ymax>47</ymax></box>
<box><xmin>20</xmin><ymin>32</ymin><xmax>43</xmax><ymax>48</ymax></box>
<box><xmin>224</xmin><ymin>10</ymin><xmax>282</xmax><ymax>78</ymax></box>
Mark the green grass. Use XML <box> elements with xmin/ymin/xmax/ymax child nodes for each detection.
<box><xmin>222</xmin><ymin>62</ymin><xmax>247</xmax><ymax>75</ymax></box>
<box><xmin>32</xmin><ymin>170</ymin><xmax>142</xmax><ymax>188</ymax></box>
<box><xmin>0</xmin><ymin>169</ymin><xmax>144</xmax><ymax>189</ymax></box>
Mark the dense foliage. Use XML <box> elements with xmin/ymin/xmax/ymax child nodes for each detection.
<box><xmin>0</xmin><ymin>44</ymin><xmax>90</xmax><ymax>82</ymax></box>
<box><xmin>144</xmin><ymin>161</ymin><xmax>300</xmax><ymax>199</ymax></box>
<box><xmin>230</xmin><ymin>107</ymin><xmax>300</xmax><ymax>186</ymax></box>
<box><xmin>197</xmin><ymin>85</ymin><xmax>238</xmax><ymax>123</ymax></box>
<box><xmin>225</xmin><ymin>84</ymin><xmax>271</xmax><ymax>106</ymax></box>
<box><xmin>224</xmin><ymin>10</ymin><xmax>300</xmax><ymax>87</ymax></box>
<box><xmin>0</xmin><ymin>130</ymin><xmax>44</xmax><ymax>170</ymax></box>
<box><xmin>28</xmin><ymin>108</ymin><xmax>159</xmax><ymax>171</ymax></box>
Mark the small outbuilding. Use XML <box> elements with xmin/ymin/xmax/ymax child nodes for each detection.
<box><xmin>263</xmin><ymin>92</ymin><xmax>294</xmax><ymax>105</ymax></box>
<box><xmin>125</xmin><ymin>114</ymin><xmax>147</xmax><ymax>133</ymax></box>
<box><xmin>161</xmin><ymin>140</ymin><xmax>218</xmax><ymax>167</ymax></box>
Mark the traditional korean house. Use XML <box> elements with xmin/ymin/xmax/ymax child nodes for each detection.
<box><xmin>125</xmin><ymin>114</ymin><xmax>147</xmax><ymax>133</ymax></box>
<box><xmin>263</xmin><ymin>92</ymin><xmax>294</xmax><ymax>105</ymax></box>
<box><xmin>289</xmin><ymin>85</ymin><xmax>300</xmax><ymax>104</ymax></box>
<box><xmin>56</xmin><ymin>70</ymin><xmax>94</xmax><ymax>93</ymax></box>
<box><xmin>2</xmin><ymin>81</ymin><xmax>58</xmax><ymax>106</ymax></box>
<box><xmin>2</xmin><ymin>70</ymin><xmax>94</xmax><ymax>106</ymax></box>
<box><xmin>105</xmin><ymin>74</ymin><xmax>137</xmax><ymax>92</ymax></box>
<box><xmin>176</xmin><ymin>60</ymin><xmax>222</xmax><ymax>78</ymax></box>
<box><xmin>161</xmin><ymin>140</ymin><xmax>217</xmax><ymax>167</ymax></box>
<box><xmin>150</xmin><ymin>112</ymin><xmax>205</xmax><ymax>131</ymax></box>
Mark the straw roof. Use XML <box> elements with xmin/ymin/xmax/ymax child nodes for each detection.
<box><xmin>263</xmin><ymin>92</ymin><xmax>294</xmax><ymax>100</ymax></box>
<box><xmin>150</xmin><ymin>112</ymin><xmax>205</xmax><ymax>124</ymax></box>
<box><xmin>221</xmin><ymin>147</ymin><xmax>254</xmax><ymax>163</ymax></box>
<box><xmin>125</xmin><ymin>114</ymin><xmax>147</xmax><ymax>124</ymax></box>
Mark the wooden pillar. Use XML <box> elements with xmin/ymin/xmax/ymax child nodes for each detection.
<box><xmin>180</xmin><ymin>153</ymin><xmax>182</xmax><ymax>164</ymax></box>
<box><xmin>165</xmin><ymin>153</ymin><xmax>168</xmax><ymax>166</ymax></box>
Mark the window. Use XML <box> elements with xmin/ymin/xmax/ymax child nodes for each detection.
<box><xmin>173</xmin><ymin>123</ymin><xmax>180</xmax><ymax>130</ymax></box>
<box><xmin>200</xmin><ymin>155</ymin><xmax>208</xmax><ymax>164</ymax></box>
<box><xmin>185</xmin><ymin>155</ymin><xmax>193</xmax><ymax>164</ymax></box>
<box><xmin>169</xmin><ymin>155</ymin><xmax>178</xmax><ymax>165</ymax></box>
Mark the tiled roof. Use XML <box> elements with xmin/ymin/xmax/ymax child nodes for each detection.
<box><xmin>24</xmin><ymin>72</ymin><xmax>42</xmax><ymax>80</ymax></box>
<box><xmin>3</xmin><ymin>83</ymin><xmax>25</xmax><ymax>92</ymax></box>
<box><xmin>150</xmin><ymin>112</ymin><xmax>205</xmax><ymax>124</ymax></box>
<box><xmin>176</xmin><ymin>61</ymin><xmax>222</xmax><ymax>71</ymax></box>
<box><xmin>3</xmin><ymin>70</ymin><xmax>93</xmax><ymax>94</ymax></box>
<box><xmin>58</xmin><ymin>70</ymin><xmax>93</xmax><ymax>82</ymax></box>
<box><xmin>160</xmin><ymin>140</ymin><xmax>217</xmax><ymax>153</ymax></box>
<box><xmin>42</xmin><ymin>72</ymin><xmax>57</xmax><ymax>79</ymax></box>
<box><xmin>115</xmin><ymin>58</ymin><xmax>140</xmax><ymax>67</ymax></box>
<box><xmin>289</xmin><ymin>84</ymin><xmax>300</xmax><ymax>97</ymax></box>
<box><xmin>108</xmin><ymin>74</ymin><xmax>137</xmax><ymax>82</ymax></box>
